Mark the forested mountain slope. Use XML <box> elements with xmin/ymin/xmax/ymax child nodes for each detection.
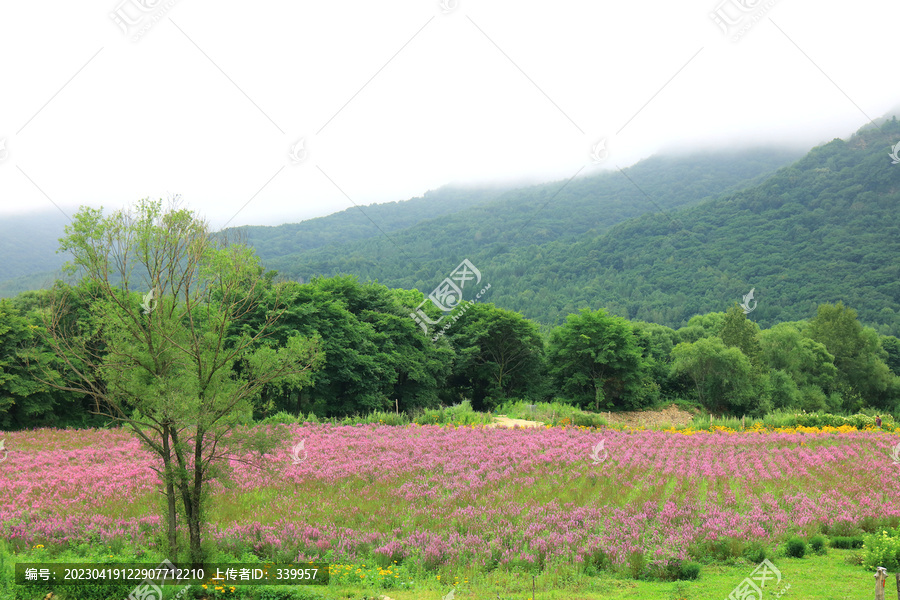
<box><xmin>493</xmin><ymin>120</ymin><xmax>900</xmax><ymax>334</ymax></box>
<box><xmin>252</xmin><ymin>119</ymin><xmax>900</xmax><ymax>336</ymax></box>
<box><xmin>259</xmin><ymin>147</ymin><xmax>801</xmax><ymax>287</ymax></box>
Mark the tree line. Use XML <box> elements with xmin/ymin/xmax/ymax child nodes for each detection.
<box><xmin>2</xmin><ymin>261</ymin><xmax>898</xmax><ymax>431</ymax></box>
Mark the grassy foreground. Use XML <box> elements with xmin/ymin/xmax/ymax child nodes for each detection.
<box><xmin>0</xmin><ymin>547</ymin><xmax>878</xmax><ymax>599</ymax></box>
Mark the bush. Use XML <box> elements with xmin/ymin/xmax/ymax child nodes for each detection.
<box><xmin>864</xmin><ymin>530</ymin><xmax>900</xmax><ymax>571</ymax></box>
<box><xmin>785</xmin><ymin>537</ymin><xmax>806</xmax><ymax>558</ymax></box>
<box><xmin>809</xmin><ymin>535</ymin><xmax>826</xmax><ymax>554</ymax></box>
<box><xmin>258</xmin><ymin>411</ymin><xmax>298</xmax><ymax>425</ymax></box>
<box><xmin>679</xmin><ymin>561</ymin><xmax>701</xmax><ymax>580</ymax></box>
<box><xmin>742</xmin><ymin>541</ymin><xmax>769</xmax><ymax>563</ymax></box>
<box><xmin>831</xmin><ymin>536</ymin><xmax>864</xmax><ymax>549</ymax></box>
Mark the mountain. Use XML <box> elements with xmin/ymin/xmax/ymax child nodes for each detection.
<box><xmin>257</xmin><ymin>147</ymin><xmax>802</xmax><ymax>288</ymax></box>
<box><xmin>226</xmin><ymin>184</ymin><xmax>512</xmax><ymax>257</ymax></box>
<box><xmin>245</xmin><ymin>118</ymin><xmax>900</xmax><ymax>336</ymax></box>
<box><xmin>0</xmin><ymin>211</ymin><xmax>73</xmax><ymax>297</ymax></box>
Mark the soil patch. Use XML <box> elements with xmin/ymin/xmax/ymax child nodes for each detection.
<box><xmin>603</xmin><ymin>403</ymin><xmax>695</xmax><ymax>428</ymax></box>
<box><xmin>488</xmin><ymin>415</ymin><xmax>545</xmax><ymax>428</ymax></box>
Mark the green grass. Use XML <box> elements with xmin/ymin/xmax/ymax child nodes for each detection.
<box><xmin>1</xmin><ymin>549</ymin><xmax>874</xmax><ymax>599</ymax></box>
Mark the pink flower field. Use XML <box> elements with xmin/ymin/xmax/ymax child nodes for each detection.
<box><xmin>1</xmin><ymin>425</ymin><xmax>898</xmax><ymax>572</ymax></box>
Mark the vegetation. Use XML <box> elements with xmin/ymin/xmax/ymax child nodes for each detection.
<box><xmin>37</xmin><ymin>199</ymin><xmax>322</xmax><ymax>564</ymax></box>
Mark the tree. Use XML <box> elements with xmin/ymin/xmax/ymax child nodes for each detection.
<box><xmin>719</xmin><ymin>304</ymin><xmax>762</xmax><ymax>366</ymax></box>
<box><xmin>444</xmin><ymin>303</ymin><xmax>546</xmax><ymax>410</ymax></box>
<box><xmin>252</xmin><ymin>277</ymin><xmax>451</xmax><ymax>417</ymax></box>
<box><xmin>806</xmin><ymin>302</ymin><xmax>899</xmax><ymax>410</ymax></box>
<box><xmin>670</xmin><ymin>337</ymin><xmax>758</xmax><ymax>415</ymax></box>
<box><xmin>0</xmin><ymin>298</ymin><xmax>88</xmax><ymax>428</ymax></box>
<box><xmin>759</xmin><ymin>323</ymin><xmax>836</xmax><ymax>403</ymax></box>
<box><xmin>40</xmin><ymin>198</ymin><xmax>322</xmax><ymax>564</ymax></box>
<box><xmin>547</xmin><ymin>308</ymin><xmax>645</xmax><ymax>410</ymax></box>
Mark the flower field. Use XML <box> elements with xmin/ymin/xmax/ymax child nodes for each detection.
<box><xmin>1</xmin><ymin>424</ymin><xmax>898</xmax><ymax>575</ymax></box>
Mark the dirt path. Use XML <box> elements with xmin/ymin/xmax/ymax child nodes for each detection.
<box><xmin>486</xmin><ymin>404</ymin><xmax>696</xmax><ymax>429</ymax></box>
<box><xmin>603</xmin><ymin>404</ymin><xmax>695</xmax><ymax>428</ymax></box>
<box><xmin>487</xmin><ymin>415</ymin><xmax>545</xmax><ymax>428</ymax></box>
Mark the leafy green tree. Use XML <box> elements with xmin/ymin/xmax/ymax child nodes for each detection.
<box><xmin>253</xmin><ymin>277</ymin><xmax>451</xmax><ymax>417</ymax></box>
<box><xmin>41</xmin><ymin>198</ymin><xmax>322</xmax><ymax>564</ymax></box>
<box><xmin>881</xmin><ymin>335</ymin><xmax>900</xmax><ymax>376</ymax></box>
<box><xmin>719</xmin><ymin>304</ymin><xmax>762</xmax><ymax>365</ymax></box>
<box><xmin>759</xmin><ymin>323</ymin><xmax>836</xmax><ymax>393</ymax></box>
<box><xmin>0</xmin><ymin>298</ymin><xmax>89</xmax><ymax>428</ymax></box>
<box><xmin>670</xmin><ymin>337</ymin><xmax>759</xmax><ymax>415</ymax></box>
<box><xmin>547</xmin><ymin>308</ymin><xmax>645</xmax><ymax>410</ymax></box>
<box><xmin>632</xmin><ymin>321</ymin><xmax>682</xmax><ymax>398</ymax></box>
<box><xmin>806</xmin><ymin>302</ymin><xmax>899</xmax><ymax>410</ymax></box>
<box><xmin>444</xmin><ymin>303</ymin><xmax>546</xmax><ymax>410</ymax></box>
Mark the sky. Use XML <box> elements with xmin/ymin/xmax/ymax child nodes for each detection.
<box><xmin>0</xmin><ymin>0</ymin><xmax>897</xmax><ymax>229</ymax></box>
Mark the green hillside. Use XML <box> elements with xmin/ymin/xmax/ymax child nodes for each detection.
<box><xmin>259</xmin><ymin>147</ymin><xmax>801</xmax><ymax>287</ymax></box>
<box><xmin>249</xmin><ymin>120</ymin><xmax>900</xmax><ymax>336</ymax></box>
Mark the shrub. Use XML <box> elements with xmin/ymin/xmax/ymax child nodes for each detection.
<box><xmin>626</xmin><ymin>550</ymin><xmax>647</xmax><ymax>579</ymax></box>
<box><xmin>742</xmin><ymin>541</ymin><xmax>769</xmax><ymax>564</ymax></box>
<box><xmin>679</xmin><ymin>561</ymin><xmax>701</xmax><ymax>580</ymax></box>
<box><xmin>258</xmin><ymin>411</ymin><xmax>298</xmax><ymax>425</ymax></box>
<box><xmin>809</xmin><ymin>535</ymin><xmax>826</xmax><ymax>554</ymax></box>
<box><xmin>785</xmin><ymin>537</ymin><xmax>806</xmax><ymax>558</ymax></box>
<box><xmin>864</xmin><ymin>530</ymin><xmax>900</xmax><ymax>571</ymax></box>
<box><xmin>831</xmin><ymin>536</ymin><xmax>864</xmax><ymax>549</ymax></box>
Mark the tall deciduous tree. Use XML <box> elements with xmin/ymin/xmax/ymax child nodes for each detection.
<box><xmin>547</xmin><ymin>308</ymin><xmax>645</xmax><ymax>410</ymax></box>
<box><xmin>670</xmin><ymin>337</ymin><xmax>758</xmax><ymax>414</ymax></box>
<box><xmin>719</xmin><ymin>303</ymin><xmax>762</xmax><ymax>366</ymax></box>
<box><xmin>39</xmin><ymin>198</ymin><xmax>322</xmax><ymax>564</ymax></box>
<box><xmin>806</xmin><ymin>302</ymin><xmax>899</xmax><ymax>410</ymax></box>
<box><xmin>445</xmin><ymin>303</ymin><xmax>546</xmax><ymax>410</ymax></box>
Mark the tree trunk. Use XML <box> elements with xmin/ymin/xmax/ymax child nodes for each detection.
<box><xmin>161</xmin><ymin>422</ymin><xmax>178</xmax><ymax>556</ymax></box>
<box><xmin>187</xmin><ymin>427</ymin><xmax>205</xmax><ymax>566</ymax></box>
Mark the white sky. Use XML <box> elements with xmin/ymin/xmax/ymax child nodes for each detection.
<box><xmin>0</xmin><ymin>0</ymin><xmax>897</xmax><ymax>229</ymax></box>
